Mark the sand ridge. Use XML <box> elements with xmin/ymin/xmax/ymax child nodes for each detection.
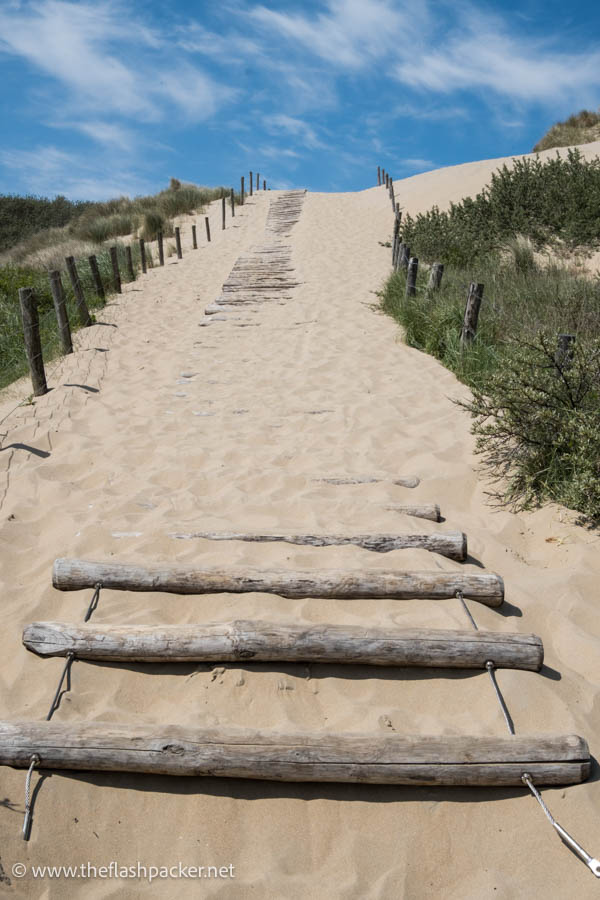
<box><xmin>1</xmin><ymin>147</ymin><xmax>600</xmax><ymax>898</ymax></box>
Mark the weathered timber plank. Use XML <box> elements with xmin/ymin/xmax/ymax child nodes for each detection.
<box><xmin>384</xmin><ymin>504</ymin><xmax>441</xmax><ymax>521</ymax></box>
<box><xmin>166</xmin><ymin>530</ymin><xmax>467</xmax><ymax>560</ymax></box>
<box><xmin>315</xmin><ymin>476</ymin><xmax>420</xmax><ymax>488</ymax></box>
<box><xmin>23</xmin><ymin>621</ymin><xmax>543</xmax><ymax>670</ymax></box>
<box><xmin>52</xmin><ymin>559</ymin><xmax>505</xmax><ymax>605</ymax></box>
<box><xmin>0</xmin><ymin>722</ymin><xmax>588</xmax><ymax>785</ymax></box>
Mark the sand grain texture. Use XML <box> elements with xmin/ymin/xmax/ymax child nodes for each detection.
<box><xmin>1</xmin><ymin>148</ymin><xmax>600</xmax><ymax>898</ymax></box>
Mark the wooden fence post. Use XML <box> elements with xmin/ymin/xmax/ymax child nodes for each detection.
<box><xmin>377</xmin><ymin>166</ymin><xmax>381</xmax><ymax>186</ymax></box>
<box><xmin>241</xmin><ymin>176</ymin><xmax>245</xmax><ymax>205</ymax></box>
<box><xmin>65</xmin><ymin>256</ymin><xmax>92</xmax><ymax>326</ymax></box>
<box><xmin>18</xmin><ymin>287</ymin><xmax>48</xmax><ymax>396</ymax></box>
<box><xmin>191</xmin><ymin>226</ymin><xmax>197</xmax><ymax>250</ymax></box>
<box><xmin>427</xmin><ymin>263</ymin><xmax>444</xmax><ymax>291</ymax></box>
<box><xmin>461</xmin><ymin>283</ymin><xmax>484</xmax><ymax>347</ymax></box>
<box><xmin>87</xmin><ymin>255</ymin><xmax>105</xmax><ymax>302</ymax></box>
<box><xmin>139</xmin><ymin>239</ymin><xmax>147</xmax><ymax>273</ymax></box>
<box><xmin>385</xmin><ymin>173</ymin><xmax>389</xmax><ymax>188</ymax></box>
<box><xmin>256</xmin><ymin>172</ymin><xmax>260</xmax><ymax>191</ymax></box>
<box><xmin>399</xmin><ymin>244</ymin><xmax>410</xmax><ymax>270</ymax></box>
<box><xmin>250</xmin><ymin>171</ymin><xmax>253</xmax><ymax>196</ymax></box>
<box><xmin>48</xmin><ymin>270</ymin><xmax>73</xmax><ymax>355</ymax></box>
<box><xmin>555</xmin><ymin>333</ymin><xmax>576</xmax><ymax>369</ymax></box>
<box><xmin>406</xmin><ymin>257</ymin><xmax>419</xmax><ymax>297</ymax></box>
<box><xmin>263</xmin><ymin>180</ymin><xmax>266</xmax><ymax>191</ymax></box>
<box><xmin>175</xmin><ymin>227</ymin><xmax>183</xmax><ymax>259</ymax></box>
<box><xmin>125</xmin><ymin>245</ymin><xmax>135</xmax><ymax>279</ymax></box>
<box><xmin>392</xmin><ymin>213</ymin><xmax>401</xmax><ymax>266</ymax></box>
<box><xmin>157</xmin><ymin>230</ymin><xmax>164</xmax><ymax>266</ymax></box>
<box><xmin>109</xmin><ymin>247</ymin><xmax>122</xmax><ymax>293</ymax></box>
<box><xmin>221</xmin><ymin>196</ymin><xmax>226</xmax><ymax>230</ymax></box>
<box><xmin>230</xmin><ymin>188</ymin><xmax>235</xmax><ymax>217</ymax></box>
<box><xmin>381</xmin><ymin>168</ymin><xmax>386</xmax><ymax>185</ymax></box>
<box><xmin>205</xmin><ymin>217</ymin><xmax>211</xmax><ymax>242</ymax></box>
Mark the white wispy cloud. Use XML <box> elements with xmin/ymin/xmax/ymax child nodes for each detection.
<box><xmin>264</xmin><ymin>114</ymin><xmax>329</xmax><ymax>150</ymax></box>
<box><xmin>0</xmin><ymin>0</ymin><xmax>236</xmax><ymax>128</ymax></box>
<box><xmin>393</xmin><ymin>5</ymin><xmax>600</xmax><ymax>105</ymax></box>
<box><xmin>248</xmin><ymin>0</ymin><xmax>426</xmax><ymax>69</ymax></box>
<box><xmin>0</xmin><ymin>145</ymin><xmax>154</xmax><ymax>198</ymax></box>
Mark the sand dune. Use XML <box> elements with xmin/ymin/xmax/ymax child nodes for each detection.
<box><xmin>1</xmin><ymin>145</ymin><xmax>600</xmax><ymax>898</ymax></box>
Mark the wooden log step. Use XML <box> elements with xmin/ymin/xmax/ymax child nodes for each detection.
<box><xmin>52</xmin><ymin>559</ymin><xmax>505</xmax><ymax>606</ymax></box>
<box><xmin>384</xmin><ymin>504</ymin><xmax>441</xmax><ymax>521</ymax></box>
<box><xmin>316</xmin><ymin>476</ymin><xmax>420</xmax><ymax>488</ymax></box>
<box><xmin>23</xmin><ymin>621</ymin><xmax>544</xmax><ymax>670</ymax></box>
<box><xmin>166</xmin><ymin>530</ymin><xmax>467</xmax><ymax>560</ymax></box>
<box><xmin>0</xmin><ymin>722</ymin><xmax>588</xmax><ymax>785</ymax></box>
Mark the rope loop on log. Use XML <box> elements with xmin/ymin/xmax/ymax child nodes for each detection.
<box><xmin>46</xmin><ymin>652</ymin><xmax>75</xmax><ymax>721</ymax></box>
<box><xmin>522</xmin><ymin>773</ymin><xmax>600</xmax><ymax>878</ymax></box>
<box><xmin>22</xmin><ymin>753</ymin><xmax>40</xmax><ymax>840</ymax></box>
<box><xmin>84</xmin><ymin>583</ymin><xmax>102</xmax><ymax>622</ymax></box>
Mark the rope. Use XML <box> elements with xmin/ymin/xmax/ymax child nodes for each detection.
<box><xmin>46</xmin><ymin>652</ymin><xmax>74</xmax><ymax>721</ymax></box>
<box><xmin>522</xmin><ymin>774</ymin><xmax>600</xmax><ymax>877</ymax></box>
<box><xmin>84</xmin><ymin>582</ymin><xmax>102</xmax><ymax>622</ymax></box>
<box><xmin>455</xmin><ymin>590</ymin><xmax>514</xmax><ymax>735</ymax></box>
<box><xmin>485</xmin><ymin>661</ymin><xmax>514</xmax><ymax>735</ymax></box>
<box><xmin>455</xmin><ymin>590</ymin><xmax>598</xmax><ymax>876</ymax></box>
<box><xmin>22</xmin><ymin>754</ymin><xmax>40</xmax><ymax>839</ymax></box>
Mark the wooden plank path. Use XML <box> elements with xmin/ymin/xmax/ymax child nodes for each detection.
<box><xmin>207</xmin><ymin>190</ymin><xmax>306</xmax><ymax>313</ymax></box>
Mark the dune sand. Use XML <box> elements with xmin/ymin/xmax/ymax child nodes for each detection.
<box><xmin>1</xmin><ymin>144</ymin><xmax>600</xmax><ymax>898</ymax></box>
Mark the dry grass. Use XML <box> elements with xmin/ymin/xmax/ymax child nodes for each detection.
<box><xmin>533</xmin><ymin>109</ymin><xmax>600</xmax><ymax>152</ymax></box>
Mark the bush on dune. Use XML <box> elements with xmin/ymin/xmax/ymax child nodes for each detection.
<box><xmin>382</xmin><ymin>149</ymin><xmax>600</xmax><ymax>523</ymax></box>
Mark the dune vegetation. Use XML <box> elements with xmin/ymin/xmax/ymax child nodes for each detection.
<box><xmin>381</xmin><ymin>149</ymin><xmax>600</xmax><ymax>523</ymax></box>
<box><xmin>0</xmin><ymin>179</ymin><xmax>237</xmax><ymax>391</ymax></box>
<box><xmin>533</xmin><ymin>109</ymin><xmax>600</xmax><ymax>152</ymax></box>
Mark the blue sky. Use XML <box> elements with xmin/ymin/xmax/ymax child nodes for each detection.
<box><xmin>0</xmin><ymin>0</ymin><xmax>599</xmax><ymax>199</ymax></box>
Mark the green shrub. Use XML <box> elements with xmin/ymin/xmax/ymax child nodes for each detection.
<box><xmin>458</xmin><ymin>336</ymin><xmax>600</xmax><ymax>523</ymax></box>
<box><xmin>401</xmin><ymin>149</ymin><xmax>600</xmax><ymax>266</ymax></box>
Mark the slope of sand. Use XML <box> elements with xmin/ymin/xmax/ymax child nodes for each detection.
<box><xmin>1</xmin><ymin>145</ymin><xmax>600</xmax><ymax>898</ymax></box>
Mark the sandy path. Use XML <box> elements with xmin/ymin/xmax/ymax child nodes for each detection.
<box><xmin>1</xmin><ymin>149</ymin><xmax>600</xmax><ymax>898</ymax></box>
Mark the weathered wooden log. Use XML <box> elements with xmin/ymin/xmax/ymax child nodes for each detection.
<box><xmin>23</xmin><ymin>621</ymin><xmax>544</xmax><ymax>670</ymax></box>
<box><xmin>139</xmin><ymin>239</ymin><xmax>147</xmax><ymax>273</ymax></box>
<box><xmin>406</xmin><ymin>257</ymin><xmax>419</xmax><ymax>297</ymax></box>
<box><xmin>52</xmin><ymin>559</ymin><xmax>505</xmax><ymax>606</ymax></box>
<box><xmin>87</xmin><ymin>255</ymin><xmax>105</xmax><ymax>302</ymax></box>
<box><xmin>0</xmin><ymin>722</ymin><xmax>587</xmax><ymax>785</ymax></box>
<box><xmin>205</xmin><ymin>217</ymin><xmax>211</xmax><ymax>242</ymax></box>
<box><xmin>427</xmin><ymin>263</ymin><xmax>444</xmax><ymax>291</ymax></box>
<box><xmin>65</xmin><ymin>256</ymin><xmax>92</xmax><ymax>325</ymax></box>
<box><xmin>18</xmin><ymin>288</ymin><xmax>48</xmax><ymax>397</ymax></box>
<box><xmin>460</xmin><ymin>282</ymin><xmax>484</xmax><ymax>347</ymax></box>
<box><xmin>167</xmin><ymin>530</ymin><xmax>467</xmax><ymax>560</ymax></box>
<box><xmin>109</xmin><ymin>246</ymin><xmax>122</xmax><ymax>293</ymax></box>
<box><xmin>157</xmin><ymin>230</ymin><xmax>164</xmax><ymax>266</ymax></box>
<box><xmin>315</xmin><ymin>475</ymin><xmax>420</xmax><ymax>487</ymax></box>
<box><xmin>383</xmin><ymin>503</ymin><xmax>441</xmax><ymax>521</ymax></box>
<box><xmin>175</xmin><ymin>227</ymin><xmax>182</xmax><ymax>259</ymax></box>
<box><xmin>48</xmin><ymin>270</ymin><xmax>73</xmax><ymax>355</ymax></box>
